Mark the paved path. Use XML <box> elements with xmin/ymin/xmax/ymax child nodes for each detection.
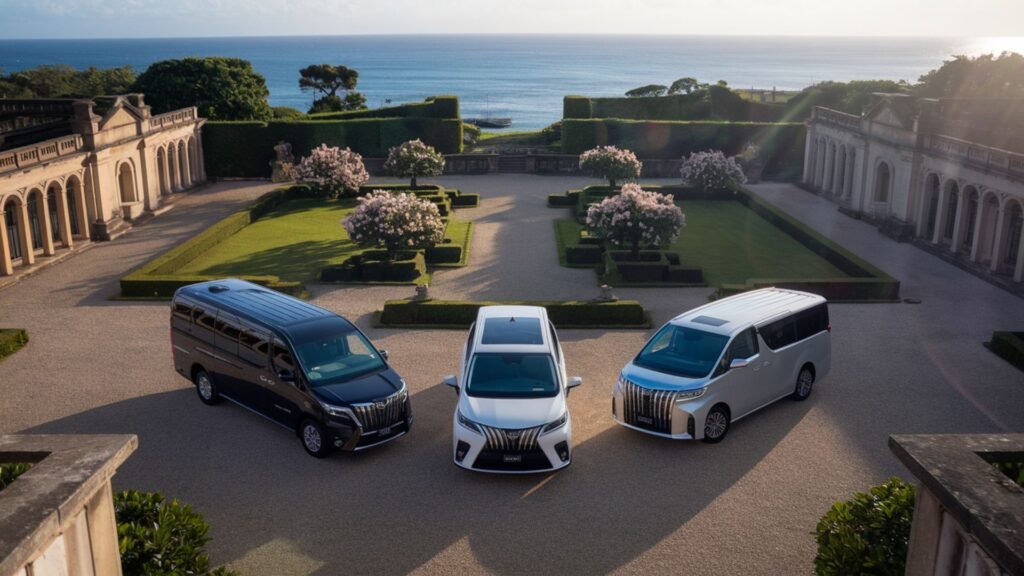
<box><xmin>2</xmin><ymin>176</ymin><xmax>1022</xmax><ymax>576</ymax></box>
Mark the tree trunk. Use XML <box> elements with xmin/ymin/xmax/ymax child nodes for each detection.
<box><xmin>411</xmin><ymin>175</ymin><xmax>418</xmax><ymax>188</ymax></box>
<box><xmin>608</xmin><ymin>178</ymin><xmax>616</xmax><ymax>188</ymax></box>
<box><xmin>631</xmin><ymin>236</ymin><xmax>641</xmax><ymax>261</ymax></box>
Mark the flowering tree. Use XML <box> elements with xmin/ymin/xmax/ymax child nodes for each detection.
<box><xmin>293</xmin><ymin>144</ymin><xmax>369</xmax><ymax>198</ymax></box>
<box><xmin>585</xmin><ymin>183</ymin><xmax>685</xmax><ymax>260</ymax></box>
<box><xmin>679</xmin><ymin>150</ymin><xmax>747</xmax><ymax>192</ymax></box>
<box><xmin>579</xmin><ymin>146</ymin><xmax>643</xmax><ymax>187</ymax></box>
<box><xmin>383</xmin><ymin>139</ymin><xmax>445</xmax><ymax>187</ymax></box>
<box><xmin>342</xmin><ymin>190</ymin><xmax>445</xmax><ymax>260</ymax></box>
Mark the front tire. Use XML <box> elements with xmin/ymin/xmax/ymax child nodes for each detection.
<box><xmin>702</xmin><ymin>405</ymin><xmax>730</xmax><ymax>443</ymax></box>
<box><xmin>300</xmin><ymin>419</ymin><xmax>332</xmax><ymax>458</ymax></box>
<box><xmin>791</xmin><ymin>366</ymin><xmax>815</xmax><ymax>401</ymax></box>
<box><xmin>194</xmin><ymin>370</ymin><xmax>220</xmax><ymax>405</ymax></box>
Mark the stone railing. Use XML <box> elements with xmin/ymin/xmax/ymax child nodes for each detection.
<box><xmin>149</xmin><ymin>107</ymin><xmax>198</xmax><ymax>132</ymax></box>
<box><xmin>814</xmin><ymin>107</ymin><xmax>862</xmax><ymax>131</ymax></box>
<box><xmin>0</xmin><ymin>99</ymin><xmax>76</xmax><ymax>117</ymax></box>
<box><xmin>926</xmin><ymin>134</ymin><xmax>1024</xmax><ymax>181</ymax></box>
<box><xmin>0</xmin><ymin>134</ymin><xmax>84</xmax><ymax>175</ymax></box>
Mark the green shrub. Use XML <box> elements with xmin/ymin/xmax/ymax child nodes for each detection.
<box><xmin>202</xmin><ymin>121</ymin><xmax>276</xmax><ymax>179</ymax></box>
<box><xmin>424</xmin><ymin>244</ymin><xmax>464</xmax><ymax>264</ymax></box>
<box><xmin>379</xmin><ymin>300</ymin><xmax>649</xmax><ymax>328</ymax></box>
<box><xmin>115</xmin><ymin>490</ymin><xmax>237</xmax><ymax>576</ymax></box>
<box><xmin>308</xmin><ymin>96</ymin><xmax>459</xmax><ymax>120</ymax></box>
<box><xmin>813</xmin><ymin>477</ymin><xmax>915</xmax><ymax>576</ymax></box>
<box><xmin>450</xmin><ymin>193</ymin><xmax>480</xmax><ymax>207</ymax></box>
<box><xmin>0</xmin><ymin>463</ymin><xmax>32</xmax><ymax>491</ymax></box>
<box><xmin>321</xmin><ymin>251</ymin><xmax>426</xmax><ymax>283</ymax></box>
<box><xmin>0</xmin><ymin>328</ymin><xmax>29</xmax><ymax>361</ymax></box>
<box><xmin>548</xmin><ymin>193</ymin><xmax>577</xmax><ymax>207</ymax></box>
<box><xmin>565</xmin><ymin>244</ymin><xmax>603</xmax><ymax>265</ymax></box>
<box><xmin>563</xmin><ymin>96</ymin><xmax>593</xmax><ymax>119</ymax></box>
<box><xmin>990</xmin><ymin>331</ymin><xmax>1024</xmax><ymax>371</ymax></box>
<box><xmin>271</xmin><ymin>106</ymin><xmax>306</xmax><ymax>120</ymax></box>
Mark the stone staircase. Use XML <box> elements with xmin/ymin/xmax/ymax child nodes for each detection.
<box><xmin>498</xmin><ymin>155</ymin><xmax>528</xmax><ymax>173</ymax></box>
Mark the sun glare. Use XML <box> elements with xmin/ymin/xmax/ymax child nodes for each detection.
<box><xmin>964</xmin><ymin>36</ymin><xmax>1024</xmax><ymax>56</ymax></box>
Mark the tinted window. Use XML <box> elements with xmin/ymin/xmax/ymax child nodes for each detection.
<box><xmin>293</xmin><ymin>330</ymin><xmax>385</xmax><ymax>385</ymax></box>
<box><xmin>760</xmin><ymin>317</ymin><xmax>798</xmax><ymax>350</ymax></box>
<box><xmin>215</xmin><ymin>314</ymin><xmax>241</xmax><ymax>355</ymax></box>
<box><xmin>464</xmin><ymin>322</ymin><xmax>476</xmax><ymax>366</ymax></box>
<box><xmin>191</xmin><ymin>306</ymin><xmax>217</xmax><ymax>344</ymax></box>
<box><xmin>795</xmin><ymin>304</ymin><xmax>830</xmax><ymax>340</ymax></box>
<box><xmin>172</xmin><ymin>301</ymin><xmax>192</xmax><ymax>320</ymax></box>
<box><xmin>481</xmin><ymin>317</ymin><xmax>543</xmax><ymax>345</ymax></box>
<box><xmin>272</xmin><ymin>340</ymin><xmax>296</xmax><ymax>373</ymax></box>
<box><xmin>238</xmin><ymin>325</ymin><xmax>270</xmax><ymax>367</ymax></box>
<box><xmin>466</xmin><ymin>353</ymin><xmax>558</xmax><ymax>398</ymax></box>
<box><xmin>716</xmin><ymin>328</ymin><xmax>759</xmax><ymax>377</ymax></box>
<box><xmin>634</xmin><ymin>325</ymin><xmax>730</xmax><ymax>379</ymax></box>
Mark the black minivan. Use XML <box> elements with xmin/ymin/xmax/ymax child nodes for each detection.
<box><xmin>171</xmin><ymin>278</ymin><xmax>412</xmax><ymax>457</ymax></box>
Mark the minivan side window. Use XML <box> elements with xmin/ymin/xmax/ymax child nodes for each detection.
<box><xmin>171</xmin><ymin>300</ymin><xmax>193</xmax><ymax>333</ymax></box>
<box><xmin>272</xmin><ymin>339</ymin><xmax>296</xmax><ymax>374</ymax></box>
<box><xmin>715</xmin><ymin>328</ymin><xmax>759</xmax><ymax>377</ymax></box>
<box><xmin>192</xmin><ymin>305</ymin><xmax>217</xmax><ymax>345</ymax></box>
<box><xmin>215</xmin><ymin>313</ymin><xmax>241</xmax><ymax>355</ymax></box>
<box><xmin>759</xmin><ymin>317</ymin><xmax>797</xmax><ymax>350</ymax></box>
<box><xmin>795</xmin><ymin>304</ymin><xmax>829</xmax><ymax>341</ymax></box>
<box><xmin>238</xmin><ymin>325</ymin><xmax>270</xmax><ymax>367</ymax></box>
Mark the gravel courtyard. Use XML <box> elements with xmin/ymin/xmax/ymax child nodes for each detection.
<box><xmin>2</xmin><ymin>175</ymin><xmax>1023</xmax><ymax>575</ymax></box>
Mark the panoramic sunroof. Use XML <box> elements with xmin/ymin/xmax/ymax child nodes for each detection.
<box><xmin>481</xmin><ymin>317</ymin><xmax>543</xmax><ymax>345</ymax></box>
<box><xmin>692</xmin><ymin>315</ymin><xmax>729</xmax><ymax>327</ymax></box>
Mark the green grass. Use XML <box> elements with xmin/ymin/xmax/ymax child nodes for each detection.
<box><xmin>176</xmin><ymin>197</ymin><xmax>471</xmax><ymax>285</ymax></box>
<box><xmin>556</xmin><ymin>200</ymin><xmax>847</xmax><ymax>285</ymax></box>
<box><xmin>0</xmin><ymin>328</ymin><xmax>28</xmax><ymax>361</ymax></box>
<box><xmin>467</xmin><ymin>130</ymin><xmax>556</xmax><ymax>152</ymax></box>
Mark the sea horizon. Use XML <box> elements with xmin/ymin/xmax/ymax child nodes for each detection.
<box><xmin>0</xmin><ymin>34</ymin><xmax>1009</xmax><ymax>129</ymax></box>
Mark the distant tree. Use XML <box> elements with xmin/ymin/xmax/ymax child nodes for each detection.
<box><xmin>0</xmin><ymin>65</ymin><xmax>135</xmax><ymax>99</ymax></box>
<box><xmin>133</xmin><ymin>57</ymin><xmax>272</xmax><ymax>121</ymax></box>
<box><xmin>299</xmin><ymin>64</ymin><xmax>367</xmax><ymax>113</ymax></box>
<box><xmin>668</xmin><ymin>77</ymin><xmax>700</xmax><ymax>95</ymax></box>
<box><xmin>343</xmin><ymin>191</ymin><xmax>446</xmax><ymax>261</ymax></box>
<box><xmin>625</xmin><ymin>84</ymin><xmax>668</xmax><ymax>98</ymax></box>
<box><xmin>916</xmin><ymin>52</ymin><xmax>1024</xmax><ymax>99</ymax></box>
<box><xmin>579</xmin><ymin>146</ymin><xmax>642</xmax><ymax>187</ymax></box>
<box><xmin>293</xmin><ymin>144</ymin><xmax>369</xmax><ymax>198</ymax></box>
<box><xmin>384</xmin><ymin>139</ymin><xmax>445</xmax><ymax>187</ymax></box>
<box><xmin>785</xmin><ymin>79</ymin><xmax>907</xmax><ymax>119</ymax></box>
<box><xmin>586</xmin><ymin>183</ymin><xmax>685</xmax><ymax>260</ymax></box>
<box><xmin>271</xmin><ymin>106</ymin><xmax>306</xmax><ymax>120</ymax></box>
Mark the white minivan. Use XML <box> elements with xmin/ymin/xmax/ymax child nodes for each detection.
<box><xmin>612</xmin><ymin>288</ymin><xmax>830</xmax><ymax>443</ymax></box>
<box><xmin>444</xmin><ymin>306</ymin><xmax>582</xmax><ymax>473</ymax></box>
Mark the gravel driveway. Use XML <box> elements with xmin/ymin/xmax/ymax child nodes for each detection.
<box><xmin>2</xmin><ymin>175</ymin><xmax>1022</xmax><ymax>575</ymax></box>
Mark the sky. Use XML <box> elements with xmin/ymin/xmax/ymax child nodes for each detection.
<box><xmin>0</xmin><ymin>0</ymin><xmax>1022</xmax><ymax>39</ymax></box>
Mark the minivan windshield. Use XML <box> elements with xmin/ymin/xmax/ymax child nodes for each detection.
<box><xmin>634</xmin><ymin>325</ymin><xmax>729</xmax><ymax>379</ymax></box>
<box><xmin>466</xmin><ymin>353</ymin><xmax>558</xmax><ymax>399</ymax></box>
<box><xmin>292</xmin><ymin>322</ymin><xmax>385</xmax><ymax>386</ymax></box>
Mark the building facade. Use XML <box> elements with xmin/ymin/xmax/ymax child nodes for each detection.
<box><xmin>1</xmin><ymin>95</ymin><xmax>205</xmax><ymax>278</ymax></box>
<box><xmin>802</xmin><ymin>94</ymin><xmax>1024</xmax><ymax>286</ymax></box>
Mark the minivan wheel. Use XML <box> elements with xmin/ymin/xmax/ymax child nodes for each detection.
<box><xmin>194</xmin><ymin>370</ymin><xmax>220</xmax><ymax>405</ymax></box>
<box><xmin>791</xmin><ymin>366</ymin><xmax>814</xmax><ymax>401</ymax></box>
<box><xmin>300</xmin><ymin>419</ymin><xmax>331</xmax><ymax>458</ymax></box>
<box><xmin>702</xmin><ymin>406</ymin><xmax>730</xmax><ymax>443</ymax></box>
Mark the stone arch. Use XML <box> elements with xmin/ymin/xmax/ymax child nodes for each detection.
<box><xmin>941</xmin><ymin>179</ymin><xmax>960</xmax><ymax>242</ymax></box>
<box><xmin>187</xmin><ymin>136</ymin><xmax>199</xmax><ymax>184</ymax></box>
<box><xmin>920</xmin><ymin>172</ymin><xmax>941</xmax><ymax>239</ymax></box>
<box><xmin>873</xmin><ymin>161</ymin><xmax>892</xmax><ymax>203</ymax></box>
<box><xmin>45</xmin><ymin>180</ymin><xmax>65</xmax><ymax>246</ymax></box>
<box><xmin>832</xmin><ymin>144</ymin><xmax>846</xmax><ymax>196</ymax></box>
<box><xmin>815</xmin><ymin>137</ymin><xmax>827</xmax><ymax>187</ymax></box>
<box><xmin>156</xmin><ymin>145</ymin><xmax>169</xmax><ymax>195</ymax></box>
<box><xmin>2</xmin><ymin>195</ymin><xmax>28</xmax><ymax>272</ymax></box>
<box><xmin>26</xmin><ymin>188</ymin><xmax>48</xmax><ymax>252</ymax></box>
<box><xmin>65</xmin><ymin>174</ymin><xmax>86</xmax><ymax>238</ymax></box>
<box><xmin>999</xmin><ymin>198</ymin><xmax>1024</xmax><ymax>275</ymax></box>
<box><xmin>972</xmin><ymin>190</ymin><xmax>1001</xmax><ymax>263</ymax></box>
<box><xmin>825</xmin><ymin>141</ymin><xmax>838</xmax><ymax>193</ymax></box>
<box><xmin>177</xmin><ymin>140</ymin><xmax>190</xmax><ymax>188</ymax></box>
<box><xmin>167</xmin><ymin>144</ymin><xmax>180</xmax><ymax>191</ymax></box>
<box><xmin>959</xmin><ymin>185</ymin><xmax>981</xmax><ymax>251</ymax></box>
<box><xmin>117</xmin><ymin>161</ymin><xmax>137</xmax><ymax>204</ymax></box>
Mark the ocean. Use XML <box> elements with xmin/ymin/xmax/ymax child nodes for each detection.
<box><xmin>0</xmin><ymin>35</ymin><xmax>1001</xmax><ymax>130</ymax></box>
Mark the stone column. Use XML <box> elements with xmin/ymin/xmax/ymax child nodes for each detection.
<box><xmin>843</xmin><ymin>152</ymin><xmax>855</xmax><ymax>200</ymax></box>
<box><xmin>38</xmin><ymin>195</ymin><xmax>55</xmax><ymax>256</ymax></box>
<box><xmin>17</xmin><ymin>202</ymin><xmax>35</xmax><ymax>266</ymax></box>
<box><xmin>989</xmin><ymin>206</ymin><xmax>1008</xmax><ymax>271</ymax></box>
<box><xmin>815</xmin><ymin>140</ymin><xmax>826</xmax><ymax>188</ymax></box>
<box><xmin>0</xmin><ymin>212</ymin><xmax>12</xmax><ymax>275</ymax></box>
<box><xmin>1014</xmin><ymin>228</ymin><xmax>1024</xmax><ymax>282</ymax></box>
<box><xmin>932</xmin><ymin>188</ymin><xmax>949</xmax><ymax>245</ymax></box>
<box><xmin>803</xmin><ymin>131</ymin><xmax>816</xmax><ymax>184</ymax></box>
<box><xmin>75</xmin><ymin>184</ymin><xmax>90</xmax><ymax>241</ymax></box>
<box><xmin>181</xmin><ymin>145</ymin><xmax>193</xmax><ymax>189</ymax></box>
<box><xmin>969</xmin><ymin>202</ymin><xmax>987</xmax><ymax>262</ymax></box>
<box><xmin>949</xmin><ymin>191</ymin><xmax>967</xmax><ymax>253</ymax></box>
<box><xmin>56</xmin><ymin>187</ymin><xmax>73</xmax><ymax>249</ymax></box>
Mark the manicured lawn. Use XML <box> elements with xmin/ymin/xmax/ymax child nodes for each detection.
<box><xmin>556</xmin><ymin>200</ymin><xmax>847</xmax><ymax>285</ymax></box>
<box><xmin>176</xmin><ymin>197</ymin><xmax>470</xmax><ymax>284</ymax></box>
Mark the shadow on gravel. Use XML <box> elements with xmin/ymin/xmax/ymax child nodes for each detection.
<box><xmin>23</xmin><ymin>375</ymin><xmax>813</xmax><ymax>575</ymax></box>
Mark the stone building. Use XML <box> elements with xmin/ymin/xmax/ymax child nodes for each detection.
<box><xmin>1</xmin><ymin>95</ymin><xmax>205</xmax><ymax>278</ymax></box>
<box><xmin>802</xmin><ymin>94</ymin><xmax>1024</xmax><ymax>286</ymax></box>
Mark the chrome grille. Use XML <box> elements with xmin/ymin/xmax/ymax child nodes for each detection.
<box><xmin>621</xmin><ymin>379</ymin><xmax>676</xmax><ymax>434</ymax></box>
<box><xmin>352</xmin><ymin>390</ymin><xmax>406</xmax><ymax>431</ymax></box>
<box><xmin>479</xmin><ymin>424</ymin><xmax>543</xmax><ymax>452</ymax></box>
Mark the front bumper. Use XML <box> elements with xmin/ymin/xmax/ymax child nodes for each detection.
<box><xmin>452</xmin><ymin>419</ymin><xmax>572</xmax><ymax>474</ymax></box>
<box><xmin>328</xmin><ymin>416</ymin><xmax>413</xmax><ymax>452</ymax></box>
<box><xmin>612</xmin><ymin>386</ymin><xmax>710</xmax><ymax>440</ymax></box>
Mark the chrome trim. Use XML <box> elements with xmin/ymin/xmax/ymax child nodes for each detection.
<box><xmin>478</xmin><ymin>424</ymin><xmax>543</xmax><ymax>452</ymax></box>
<box><xmin>172</xmin><ymin>345</ymin><xmax>191</xmax><ymax>355</ymax></box>
<box><xmin>352</xmin><ymin>428</ymin><xmax>408</xmax><ymax>451</ymax></box>
<box><xmin>621</xmin><ymin>379</ymin><xmax>677</xmax><ymax>434</ymax></box>
<box><xmin>351</xmin><ymin>389</ymin><xmax>407</xmax><ymax>432</ymax></box>
<box><xmin>220</xmin><ymin>394</ymin><xmax>292</xmax><ymax>431</ymax></box>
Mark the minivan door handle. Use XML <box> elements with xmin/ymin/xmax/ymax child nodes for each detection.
<box><xmin>762</xmin><ymin>361</ymin><xmax>771</xmax><ymax>367</ymax></box>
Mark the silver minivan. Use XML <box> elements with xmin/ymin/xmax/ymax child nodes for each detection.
<box><xmin>612</xmin><ymin>288</ymin><xmax>831</xmax><ymax>443</ymax></box>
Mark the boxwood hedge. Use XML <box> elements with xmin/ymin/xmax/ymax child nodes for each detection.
<box><xmin>990</xmin><ymin>331</ymin><xmax>1024</xmax><ymax>371</ymax></box>
<box><xmin>0</xmin><ymin>328</ymin><xmax>28</xmax><ymax>361</ymax></box>
<box><xmin>379</xmin><ymin>300</ymin><xmax>649</xmax><ymax>328</ymax></box>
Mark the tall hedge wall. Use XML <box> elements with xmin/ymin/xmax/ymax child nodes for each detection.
<box><xmin>204</xmin><ymin>116</ymin><xmax>463</xmax><ymax>178</ymax></box>
<box><xmin>561</xmin><ymin>119</ymin><xmax>805</xmax><ymax>177</ymax></box>
<box><xmin>309</xmin><ymin>96</ymin><xmax>460</xmax><ymax>120</ymax></box>
<box><xmin>564</xmin><ymin>90</ymin><xmax>785</xmax><ymax>123</ymax></box>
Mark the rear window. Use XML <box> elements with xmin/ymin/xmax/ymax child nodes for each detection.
<box><xmin>481</xmin><ymin>317</ymin><xmax>543</xmax><ymax>345</ymax></box>
<box><xmin>759</xmin><ymin>303</ymin><xmax>829</xmax><ymax>350</ymax></box>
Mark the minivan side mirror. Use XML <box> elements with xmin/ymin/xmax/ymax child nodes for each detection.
<box><xmin>442</xmin><ymin>375</ymin><xmax>458</xmax><ymax>392</ymax></box>
<box><xmin>729</xmin><ymin>358</ymin><xmax>750</xmax><ymax>370</ymax></box>
<box><xmin>568</xmin><ymin>376</ymin><xmax>583</xmax><ymax>389</ymax></box>
<box><xmin>379</xmin><ymin>349</ymin><xmax>389</xmax><ymax>361</ymax></box>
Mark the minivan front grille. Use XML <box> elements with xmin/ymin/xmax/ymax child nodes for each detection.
<box><xmin>479</xmin><ymin>424</ymin><xmax>542</xmax><ymax>452</ymax></box>
<box><xmin>352</xmin><ymin>391</ymin><xmax>406</xmax><ymax>432</ymax></box>
<box><xmin>621</xmin><ymin>379</ymin><xmax>676</xmax><ymax>434</ymax></box>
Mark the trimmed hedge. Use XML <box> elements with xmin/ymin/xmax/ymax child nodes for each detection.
<box><xmin>204</xmin><ymin>99</ymin><xmax>463</xmax><ymax>179</ymax></box>
<box><xmin>548</xmin><ymin>193</ymin><xmax>577</xmax><ymax>207</ymax></box>
<box><xmin>450</xmin><ymin>193</ymin><xmax>480</xmax><ymax>207</ymax></box>
<box><xmin>561</xmin><ymin>119</ymin><xmax>805</xmax><ymax>179</ymax></box>
<box><xmin>563</xmin><ymin>96</ymin><xmax>593</xmax><ymax>119</ymax></box>
<box><xmin>564</xmin><ymin>91</ymin><xmax>785</xmax><ymax>123</ymax></box>
<box><xmin>321</xmin><ymin>251</ymin><xmax>426</xmax><ymax>283</ymax></box>
<box><xmin>604</xmin><ymin>250</ymin><xmax>704</xmax><ymax>284</ymax></box>
<box><xmin>0</xmin><ymin>328</ymin><xmax>28</xmax><ymax>361</ymax></box>
<box><xmin>990</xmin><ymin>331</ymin><xmax>1024</xmax><ymax>371</ymax></box>
<box><xmin>310</xmin><ymin>96</ymin><xmax>459</xmax><ymax>120</ymax></box>
<box><xmin>119</xmin><ymin>186</ymin><xmax>311</xmax><ymax>298</ymax></box>
<box><xmin>379</xmin><ymin>300</ymin><xmax>649</xmax><ymax>328</ymax></box>
<box><xmin>565</xmin><ymin>244</ymin><xmax>603</xmax><ymax>265</ymax></box>
<box><xmin>717</xmin><ymin>278</ymin><xmax>900</xmax><ymax>302</ymax></box>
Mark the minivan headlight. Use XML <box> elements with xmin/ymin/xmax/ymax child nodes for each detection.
<box><xmin>675</xmin><ymin>387</ymin><xmax>707</xmax><ymax>402</ymax></box>
<box><xmin>541</xmin><ymin>412</ymin><xmax>568</xmax><ymax>434</ymax></box>
<box><xmin>319</xmin><ymin>400</ymin><xmax>352</xmax><ymax>419</ymax></box>
<box><xmin>457</xmin><ymin>410</ymin><xmax>482</xmax><ymax>434</ymax></box>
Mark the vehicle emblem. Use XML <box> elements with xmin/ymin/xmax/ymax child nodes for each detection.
<box><xmin>506</xmin><ymin>431</ymin><xmax>522</xmax><ymax>440</ymax></box>
<box><xmin>374</xmin><ymin>401</ymin><xmax>386</xmax><ymax>410</ymax></box>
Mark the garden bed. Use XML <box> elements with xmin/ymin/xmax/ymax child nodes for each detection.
<box><xmin>0</xmin><ymin>328</ymin><xmax>29</xmax><ymax>361</ymax></box>
<box><xmin>120</xmin><ymin>185</ymin><xmax>476</xmax><ymax>297</ymax></box>
<box><xmin>377</xmin><ymin>299</ymin><xmax>651</xmax><ymax>328</ymax></box>
<box><xmin>551</xmin><ymin>185</ymin><xmax>899</xmax><ymax>300</ymax></box>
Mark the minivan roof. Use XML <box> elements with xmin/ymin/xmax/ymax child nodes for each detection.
<box><xmin>174</xmin><ymin>278</ymin><xmax>339</xmax><ymax>336</ymax></box>
<box><xmin>473</xmin><ymin>305</ymin><xmax>551</xmax><ymax>353</ymax></box>
<box><xmin>671</xmin><ymin>288</ymin><xmax>826</xmax><ymax>336</ymax></box>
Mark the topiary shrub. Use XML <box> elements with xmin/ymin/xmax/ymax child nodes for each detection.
<box><xmin>813</xmin><ymin>477</ymin><xmax>915</xmax><ymax>576</ymax></box>
<box><xmin>114</xmin><ymin>490</ymin><xmax>237</xmax><ymax>576</ymax></box>
<box><xmin>679</xmin><ymin>149</ymin><xmax>747</xmax><ymax>193</ymax></box>
<box><xmin>342</xmin><ymin>190</ymin><xmax>445</xmax><ymax>261</ymax></box>
<box><xmin>383</xmin><ymin>139</ymin><xmax>446</xmax><ymax>187</ymax></box>
<box><xmin>293</xmin><ymin>144</ymin><xmax>369</xmax><ymax>199</ymax></box>
<box><xmin>585</xmin><ymin>183</ymin><xmax>685</xmax><ymax>260</ymax></box>
<box><xmin>578</xmin><ymin>145</ymin><xmax>642</xmax><ymax>187</ymax></box>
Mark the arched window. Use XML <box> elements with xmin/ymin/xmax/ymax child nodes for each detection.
<box><xmin>46</xmin><ymin>185</ymin><xmax>61</xmax><ymax>242</ymax></box>
<box><xmin>1005</xmin><ymin>202</ymin><xmax>1023</xmax><ymax>267</ymax></box>
<box><xmin>923</xmin><ymin>174</ymin><xmax>940</xmax><ymax>239</ymax></box>
<box><xmin>873</xmin><ymin>163</ymin><xmax>891</xmax><ymax>203</ymax></box>
<box><xmin>66</xmin><ymin>178</ymin><xmax>81</xmax><ymax>236</ymax></box>
<box><xmin>4</xmin><ymin>200</ymin><xmax>21</xmax><ymax>260</ymax></box>
<box><xmin>118</xmin><ymin>163</ymin><xmax>136</xmax><ymax>203</ymax></box>
<box><xmin>27</xmin><ymin>191</ymin><xmax>44</xmax><ymax>249</ymax></box>
<box><xmin>962</xmin><ymin>187</ymin><xmax>980</xmax><ymax>249</ymax></box>
<box><xmin>944</xmin><ymin>182</ymin><xmax>960</xmax><ymax>240</ymax></box>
